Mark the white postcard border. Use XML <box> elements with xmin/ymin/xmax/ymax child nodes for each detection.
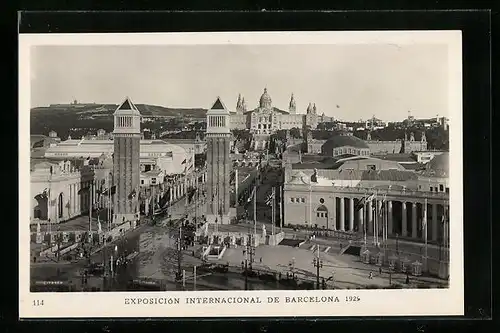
<box><xmin>19</xmin><ymin>31</ymin><xmax>463</xmax><ymax>318</ymax></box>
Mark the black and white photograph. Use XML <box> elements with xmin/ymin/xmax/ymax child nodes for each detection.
<box><xmin>19</xmin><ymin>31</ymin><xmax>463</xmax><ymax>318</ymax></box>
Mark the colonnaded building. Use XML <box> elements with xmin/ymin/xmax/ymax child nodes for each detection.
<box><xmin>230</xmin><ymin>88</ymin><xmax>334</xmax><ymax>150</ymax></box>
<box><xmin>283</xmin><ymin>151</ymin><xmax>449</xmax><ymax>243</ymax></box>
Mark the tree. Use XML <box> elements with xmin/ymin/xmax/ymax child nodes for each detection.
<box><xmin>289</xmin><ymin>127</ymin><xmax>302</xmax><ymax>139</ymax></box>
<box><xmin>232</xmin><ymin>129</ymin><xmax>252</xmax><ymax>142</ymax></box>
<box><xmin>317</xmin><ymin>122</ymin><xmax>336</xmax><ymax>131</ymax></box>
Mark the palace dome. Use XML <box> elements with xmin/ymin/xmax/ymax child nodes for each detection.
<box><xmin>259</xmin><ymin>88</ymin><xmax>272</xmax><ymax>108</ymax></box>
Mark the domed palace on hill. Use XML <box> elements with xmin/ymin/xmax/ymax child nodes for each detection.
<box><xmin>229</xmin><ymin>88</ymin><xmax>334</xmax><ymax>150</ymax></box>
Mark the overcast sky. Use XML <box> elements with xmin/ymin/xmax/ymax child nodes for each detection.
<box><xmin>31</xmin><ymin>44</ymin><xmax>449</xmax><ymax>121</ymax></box>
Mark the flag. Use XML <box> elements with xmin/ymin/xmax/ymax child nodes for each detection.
<box><xmin>181</xmin><ymin>159</ymin><xmax>187</xmax><ymax>165</ymax></box>
<box><xmin>78</xmin><ymin>186</ymin><xmax>90</xmax><ymax>195</ymax></box>
<box><xmin>265</xmin><ymin>191</ymin><xmax>275</xmax><ymax>206</ymax></box>
<box><xmin>247</xmin><ymin>186</ymin><xmax>256</xmax><ymax>203</ymax></box>
<box><xmin>98</xmin><ymin>219</ymin><xmax>102</xmax><ymax>233</ymax></box>
<box><xmin>129</xmin><ymin>189</ymin><xmax>137</xmax><ymax>200</ymax></box>
<box><xmin>355</xmin><ymin>193</ymin><xmax>376</xmax><ymax>211</ymax></box>
<box><xmin>101</xmin><ymin>185</ymin><xmax>116</xmax><ymax>196</ymax></box>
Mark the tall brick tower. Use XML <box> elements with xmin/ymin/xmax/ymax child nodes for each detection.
<box><xmin>205</xmin><ymin>97</ymin><xmax>232</xmax><ymax>225</ymax></box>
<box><xmin>112</xmin><ymin>97</ymin><xmax>141</xmax><ymax>224</ymax></box>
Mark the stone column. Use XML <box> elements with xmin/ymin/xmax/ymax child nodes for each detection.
<box><xmin>331</xmin><ymin>196</ymin><xmax>337</xmax><ymax>230</ymax></box>
<box><xmin>339</xmin><ymin>197</ymin><xmax>345</xmax><ymax>231</ymax></box>
<box><xmin>377</xmin><ymin>200</ymin><xmax>383</xmax><ymax>234</ymax></box>
<box><xmin>169</xmin><ymin>187</ymin><xmax>173</xmax><ymax>204</ymax></box>
<box><xmin>348</xmin><ymin>198</ymin><xmax>354</xmax><ymax>231</ymax></box>
<box><xmin>432</xmin><ymin>203</ymin><xmax>438</xmax><ymax>241</ymax></box>
<box><xmin>411</xmin><ymin>202</ymin><xmax>417</xmax><ymax>238</ymax></box>
<box><xmin>358</xmin><ymin>205</ymin><xmax>364</xmax><ymax>232</ymax></box>
<box><xmin>367</xmin><ymin>200</ymin><xmax>373</xmax><ymax>235</ymax></box>
<box><xmin>76</xmin><ymin>183</ymin><xmax>80</xmax><ymax>214</ymax></box>
<box><xmin>72</xmin><ymin>184</ymin><xmax>75</xmax><ymax>216</ymax></box>
<box><xmin>387</xmin><ymin>200</ymin><xmax>393</xmax><ymax>236</ymax></box>
<box><xmin>402</xmin><ymin>201</ymin><xmax>408</xmax><ymax>237</ymax></box>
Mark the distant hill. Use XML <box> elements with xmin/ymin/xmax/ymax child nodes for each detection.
<box><xmin>30</xmin><ymin>103</ymin><xmax>208</xmax><ymax>139</ymax></box>
<box><xmin>31</xmin><ymin>103</ymin><xmax>207</xmax><ymax>118</ymax></box>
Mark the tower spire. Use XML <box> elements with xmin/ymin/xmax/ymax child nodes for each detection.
<box><xmin>289</xmin><ymin>93</ymin><xmax>296</xmax><ymax>114</ymax></box>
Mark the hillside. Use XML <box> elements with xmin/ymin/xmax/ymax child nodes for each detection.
<box><xmin>30</xmin><ymin>103</ymin><xmax>208</xmax><ymax>139</ymax></box>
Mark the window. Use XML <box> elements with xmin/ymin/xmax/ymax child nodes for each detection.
<box><xmin>141</xmin><ymin>180</ymin><xmax>144</xmax><ymax>184</ymax></box>
<box><xmin>430</xmin><ymin>187</ymin><xmax>433</xmax><ymax>192</ymax></box>
<box><xmin>319</xmin><ymin>198</ymin><xmax>325</xmax><ymax>204</ymax></box>
<box><xmin>445</xmin><ymin>187</ymin><xmax>449</xmax><ymax>193</ymax></box>
<box><xmin>301</xmin><ymin>198</ymin><xmax>305</xmax><ymax>203</ymax></box>
<box><xmin>290</xmin><ymin>198</ymin><xmax>295</xmax><ymax>203</ymax></box>
<box><xmin>367</xmin><ymin>164</ymin><xmax>376</xmax><ymax>171</ymax></box>
<box><xmin>317</xmin><ymin>212</ymin><xmax>321</xmax><ymax>218</ymax></box>
<box><xmin>439</xmin><ymin>184</ymin><xmax>444</xmax><ymax>192</ymax></box>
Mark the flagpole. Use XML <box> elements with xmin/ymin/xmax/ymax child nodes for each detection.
<box><xmin>279</xmin><ymin>185</ymin><xmax>283</xmax><ymax>232</ymax></box>
<box><xmin>89</xmin><ymin>180</ymin><xmax>93</xmax><ymax>233</ymax></box>
<box><xmin>424</xmin><ymin>198</ymin><xmax>428</xmax><ymax>272</ymax></box>
<box><xmin>272</xmin><ymin>187</ymin><xmax>275</xmax><ymax>236</ymax></box>
<box><xmin>384</xmin><ymin>196</ymin><xmax>387</xmax><ymax>261</ymax></box>
<box><xmin>363</xmin><ymin>191</ymin><xmax>367</xmax><ymax>248</ymax></box>
<box><xmin>108</xmin><ymin>173</ymin><xmax>111</xmax><ymax>232</ymax></box>
<box><xmin>253</xmin><ymin>185</ymin><xmax>257</xmax><ymax>235</ymax></box>
<box><xmin>373</xmin><ymin>193</ymin><xmax>377</xmax><ymax>246</ymax></box>
<box><xmin>48</xmin><ymin>182</ymin><xmax>52</xmax><ymax>241</ymax></box>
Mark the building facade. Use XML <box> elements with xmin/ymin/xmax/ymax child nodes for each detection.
<box><xmin>320</xmin><ymin>133</ymin><xmax>371</xmax><ymax>157</ymax></box>
<box><xmin>283</xmin><ymin>153</ymin><xmax>449</xmax><ymax>243</ymax></box>
<box><xmin>205</xmin><ymin>97</ymin><xmax>232</xmax><ymax>224</ymax></box>
<box><xmin>30</xmin><ymin>160</ymin><xmax>110</xmax><ymax>226</ymax></box>
<box><xmin>43</xmin><ymin>137</ymin><xmax>191</xmax><ymax>176</ymax></box>
<box><xmin>366</xmin><ymin>131</ymin><xmax>428</xmax><ymax>155</ymax></box>
<box><xmin>112</xmin><ymin>97</ymin><xmax>141</xmax><ymax>224</ymax></box>
<box><xmin>230</xmin><ymin>88</ymin><xmax>325</xmax><ymax>150</ymax></box>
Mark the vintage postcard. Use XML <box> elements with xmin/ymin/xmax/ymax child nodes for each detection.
<box><xmin>19</xmin><ymin>31</ymin><xmax>463</xmax><ymax>318</ymax></box>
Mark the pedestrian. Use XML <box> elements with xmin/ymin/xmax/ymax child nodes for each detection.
<box><xmin>379</xmin><ymin>267</ymin><xmax>382</xmax><ymax>275</ymax></box>
<box><xmin>260</xmin><ymin>257</ymin><xmax>262</xmax><ymax>263</ymax></box>
<box><xmin>369</xmin><ymin>271</ymin><xmax>373</xmax><ymax>279</ymax></box>
<box><xmin>405</xmin><ymin>273</ymin><xmax>410</xmax><ymax>285</ymax></box>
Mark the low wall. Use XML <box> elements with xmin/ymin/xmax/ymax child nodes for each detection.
<box><xmin>39</xmin><ymin>242</ymin><xmax>79</xmax><ymax>257</ymax></box>
<box><xmin>32</xmin><ymin>221</ymin><xmax>133</xmax><ymax>246</ymax></box>
<box><xmin>266</xmin><ymin>232</ymin><xmax>285</xmax><ymax>246</ymax></box>
<box><xmin>31</xmin><ymin>231</ymin><xmax>101</xmax><ymax>245</ymax></box>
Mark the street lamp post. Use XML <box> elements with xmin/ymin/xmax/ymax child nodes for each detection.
<box><xmin>243</xmin><ymin>248</ymin><xmax>249</xmax><ymax>290</ymax></box>
<box><xmin>312</xmin><ymin>247</ymin><xmax>323</xmax><ymax>290</ymax></box>
<box><xmin>289</xmin><ymin>257</ymin><xmax>296</xmax><ymax>279</ymax></box>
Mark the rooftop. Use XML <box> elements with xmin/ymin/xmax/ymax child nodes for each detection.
<box><xmin>372</xmin><ymin>153</ymin><xmax>417</xmax><ymax>163</ymax></box>
<box><xmin>289</xmin><ymin>168</ymin><xmax>419</xmax><ymax>183</ymax></box>
<box><xmin>322</xmin><ymin>135</ymin><xmax>369</xmax><ymax>150</ymax></box>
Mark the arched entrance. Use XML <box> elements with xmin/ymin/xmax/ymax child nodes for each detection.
<box><xmin>58</xmin><ymin>193</ymin><xmax>63</xmax><ymax>218</ymax></box>
<box><xmin>315</xmin><ymin>205</ymin><xmax>328</xmax><ymax>229</ymax></box>
<box><xmin>34</xmin><ymin>194</ymin><xmax>48</xmax><ymax>220</ymax></box>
